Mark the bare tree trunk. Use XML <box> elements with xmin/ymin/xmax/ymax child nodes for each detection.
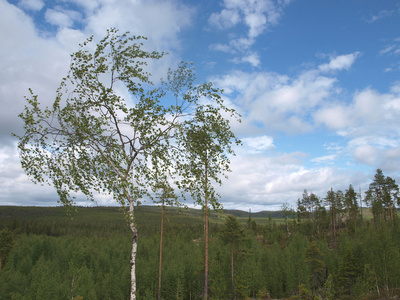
<box><xmin>129</xmin><ymin>201</ymin><xmax>138</xmax><ymax>300</ymax></box>
<box><xmin>158</xmin><ymin>198</ymin><xmax>165</xmax><ymax>300</ymax></box>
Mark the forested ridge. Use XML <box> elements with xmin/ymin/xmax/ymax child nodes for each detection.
<box><xmin>1</xmin><ymin>169</ymin><xmax>400</xmax><ymax>299</ymax></box>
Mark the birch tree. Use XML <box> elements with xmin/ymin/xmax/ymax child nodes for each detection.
<box><xmin>15</xmin><ymin>29</ymin><xmax>239</xmax><ymax>300</ymax></box>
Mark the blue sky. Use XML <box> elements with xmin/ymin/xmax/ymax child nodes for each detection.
<box><xmin>1</xmin><ymin>0</ymin><xmax>400</xmax><ymax>211</ymax></box>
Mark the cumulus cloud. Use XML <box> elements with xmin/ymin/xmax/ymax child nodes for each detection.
<box><xmin>0</xmin><ymin>1</ymin><xmax>71</xmax><ymax>142</ymax></box>
<box><xmin>314</xmin><ymin>105</ymin><xmax>350</xmax><ymax>130</ymax></box>
<box><xmin>45</xmin><ymin>7</ymin><xmax>82</xmax><ymax>28</ymax></box>
<box><xmin>242</xmin><ymin>135</ymin><xmax>275</xmax><ymax>153</ymax></box>
<box><xmin>18</xmin><ymin>0</ymin><xmax>44</xmax><ymax>11</ymax></box>
<box><xmin>208</xmin><ymin>0</ymin><xmax>292</xmax><ymax>65</ymax></box>
<box><xmin>313</xmin><ymin>83</ymin><xmax>400</xmax><ymax>171</ymax></box>
<box><xmin>209</xmin><ymin>0</ymin><xmax>288</xmax><ymax>38</ymax></box>
<box><xmin>318</xmin><ymin>52</ymin><xmax>360</xmax><ymax>73</ymax></box>
<box><xmin>209</xmin><ymin>8</ymin><xmax>241</xmax><ymax>29</ymax></box>
<box><xmin>353</xmin><ymin>145</ymin><xmax>378</xmax><ymax>166</ymax></box>
<box><xmin>219</xmin><ymin>152</ymin><xmax>360</xmax><ymax>210</ymax></box>
<box><xmin>239</xmin><ymin>52</ymin><xmax>261</xmax><ymax>66</ymax></box>
<box><xmin>0</xmin><ymin>143</ymin><xmax>59</xmax><ymax>206</ymax></box>
<box><xmin>84</xmin><ymin>0</ymin><xmax>194</xmax><ymax>52</ymax></box>
<box><xmin>213</xmin><ymin>68</ymin><xmax>337</xmax><ymax>134</ymax></box>
<box><xmin>213</xmin><ymin>55</ymin><xmax>400</xmax><ymax>181</ymax></box>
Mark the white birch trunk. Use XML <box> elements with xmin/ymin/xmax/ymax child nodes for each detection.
<box><xmin>129</xmin><ymin>201</ymin><xmax>138</xmax><ymax>300</ymax></box>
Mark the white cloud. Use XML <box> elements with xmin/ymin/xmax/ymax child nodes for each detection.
<box><xmin>18</xmin><ymin>0</ymin><xmax>44</xmax><ymax>11</ymax></box>
<box><xmin>208</xmin><ymin>0</ymin><xmax>292</xmax><ymax>62</ymax></box>
<box><xmin>0</xmin><ymin>1</ymin><xmax>71</xmax><ymax>140</ymax></box>
<box><xmin>219</xmin><ymin>152</ymin><xmax>359</xmax><ymax>210</ymax></box>
<box><xmin>84</xmin><ymin>0</ymin><xmax>194</xmax><ymax>52</ymax></box>
<box><xmin>319</xmin><ymin>52</ymin><xmax>360</xmax><ymax>73</ymax></box>
<box><xmin>209</xmin><ymin>43</ymin><xmax>232</xmax><ymax>53</ymax></box>
<box><xmin>314</xmin><ymin>105</ymin><xmax>350</xmax><ymax>130</ymax></box>
<box><xmin>45</xmin><ymin>7</ymin><xmax>82</xmax><ymax>28</ymax></box>
<box><xmin>240</xmin><ymin>52</ymin><xmax>260</xmax><ymax>66</ymax></box>
<box><xmin>311</xmin><ymin>154</ymin><xmax>336</xmax><ymax>164</ymax></box>
<box><xmin>245</xmin><ymin>12</ymin><xmax>267</xmax><ymax>38</ymax></box>
<box><xmin>353</xmin><ymin>145</ymin><xmax>378</xmax><ymax>165</ymax></box>
<box><xmin>242</xmin><ymin>135</ymin><xmax>274</xmax><ymax>152</ymax></box>
<box><xmin>312</xmin><ymin>83</ymin><xmax>400</xmax><ymax>170</ymax></box>
<box><xmin>0</xmin><ymin>144</ymin><xmax>59</xmax><ymax>205</ymax></box>
<box><xmin>380</xmin><ymin>38</ymin><xmax>400</xmax><ymax>57</ymax></box>
<box><xmin>213</xmin><ymin>68</ymin><xmax>337</xmax><ymax>134</ymax></box>
<box><xmin>209</xmin><ymin>8</ymin><xmax>241</xmax><ymax>29</ymax></box>
<box><xmin>366</xmin><ymin>9</ymin><xmax>398</xmax><ymax>23</ymax></box>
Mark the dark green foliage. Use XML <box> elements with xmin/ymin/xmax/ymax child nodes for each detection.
<box><xmin>365</xmin><ymin>169</ymin><xmax>400</xmax><ymax>224</ymax></box>
<box><xmin>336</xmin><ymin>243</ymin><xmax>360</xmax><ymax>296</ymax></box>
<box><xmin>305</xmin><ymin>241</ymin><xmax>325</xmax><ymax>295</ymax></box>
<box><xmin>220</xmin><ymin>215</ymin><xmax>244</xmax><ymax>298</ymax></box>
<box><xmin>0</xmin><ymin>227</ymin><xmax>14</xmax><ymax>271</ymax></box>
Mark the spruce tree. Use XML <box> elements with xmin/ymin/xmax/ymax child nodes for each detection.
<box><xmin>220</xmin><ymin>215</ymin><xmax>244</xmax><ymax>299</ymax></box>
<box><xmin>305</xmin><ymin>241</ymin><xmax>324</xmax><ymax>295</ymax></box>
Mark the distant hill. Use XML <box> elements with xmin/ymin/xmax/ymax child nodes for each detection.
<box><xmin>223</xmin><ymin>209</ymin><xmax>285</xmax><ymax>219</ymax></box>
<box><xmin>0</xmin><ymin>205</ymin><xmax>284</xmax><ymax>221</ymax></box>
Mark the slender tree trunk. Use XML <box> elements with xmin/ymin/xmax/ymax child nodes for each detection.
<box><xmin>312</xmin><ymin>206</ymin><xmax>315</xmax><ymax>236</ymax></box>
<box><xmin>231</xmin><ymin>241</ymin><xmax>234</xmax><ymax>299</ymax></box>
<box><xmin>204</xmin><ymin>162</ymin><xmax>209</xmax><ymax>300</ymax></box>
<box><xmin>374</xmin><ymin>266</ymin><xmax>380</xmax><ymax>297</ymax></box>
<box><xmin>333</xmin><ymin>208</ymin><xmax>336</xmax><ymax>242</ymax></box>
<box><xmin>384</xmin><ymin>251</ymin><xmax>389</xmax><ymax>292</ymax></box>
<box><xmin>0</xmin><ymin>253</ymin><xmax>2</xmax><ymax>273</ymax></box>
<box><xmin>286</xmin><ymin>216</ymin><xmax>290</xmax><ymax>235</ymax></box>
<box><xmin>129</xmin><ymin>201</ymin><xmax>138</xmax><ymax>300</ymax></box>
<box><xmin>71</xmin><ymin>274</ymin><xmax>74</xmax><ymax>300</ymax></box>
<box><xmin>390</xmin><ymin>203</ymin><xmax>394</xmax><ymax>227</ymax></box>
<box><xmin>158</xmin><ymin>198</ymin><xmax>165</xmax><ymax>300</ymax></box>
<box><xmin>359</xmin><ymin>187</ymin><xmax>363</xmax><ymax>225</ymax></box>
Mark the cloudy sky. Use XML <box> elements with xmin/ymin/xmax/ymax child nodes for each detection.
<box><xmin>1</xmin><ymin>0</ymin><xmax>400</xmax><ymax>211</ymax></box>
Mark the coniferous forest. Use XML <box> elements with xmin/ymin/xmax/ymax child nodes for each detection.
<box><xmin>1</xmin><ymin>169</ymin><xmax>400</xmax><ymax>299</ymax></box>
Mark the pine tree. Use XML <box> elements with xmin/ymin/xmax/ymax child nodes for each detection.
<box><xmin>365</xmin><ymin>169</ymin><xmax>399</xmax><ymax>225</ymax></box>
<box><xmin>344</xmin><ymin>184</ymin><xmax>359</xmax><ymax>231</ymax></box>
